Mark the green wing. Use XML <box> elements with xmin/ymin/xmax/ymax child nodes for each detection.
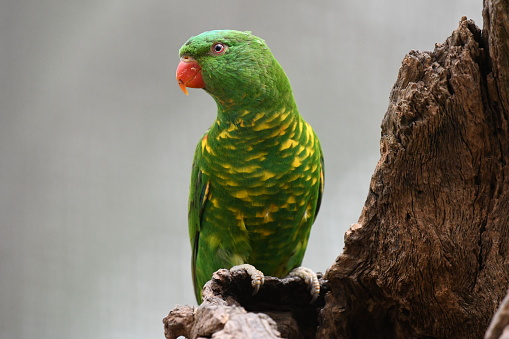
<box><xmin>188</xmin><ymin>134</ymin><xmax>209</xmax><ymax>302</ymax></box>
<box><xmin>314</xmin><ymin>147</ymin><xmax>325</xmax><ymax>222</ymax></box>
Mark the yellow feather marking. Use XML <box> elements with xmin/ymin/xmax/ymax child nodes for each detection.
<box><xmin>280</xmin><ymin>139</ymin><xmax>298</xmax><ymax>151</ymax></box>
<box><xmin>252</xmin><ymin>228</ymin><xmax>274</xmax><ymax>237</ymax></box>
<box><xmin>231</xmin><ymin>254</ymin><xmax>245</xmax><ymax>266</ymax></box>
<box><xmin>279</xmin><ymin>110</ymin><xmax>291</xmax><ymax>121</ymax></box>
<box><xmin>266</xmin><ymin>109</ymin><xmax>284</xmax><ymax>123</ymax></box>
<box><xmin>244</xmin><ymin>152</ymin><xmax>267</xmax><ymax>162</ymax></box>
<box><xmin>287</xmin><ymin>172</ymin><xmax>302</xmax><ymax>182</ymax></box>
<box><xmin>291</xmin><ymin>121</ymin><xmax>297</xmax><ymax>132</ymax></box>
<box><xmin>208</xmin><ymin>234</ymin><xmax>221</xmax><ymax>248</ymax></box>
<box><xmin>303</xmin><ymin>204</ymin><xmax>313</xmax><ymax>221</ymax></box>
<box><xmin>215</xmin><ymin>171</ymin><xmax>231</xmax><ymax>180</ymax></box>
<box><xmin>237</xmin><ymin>212</ymin><xmax>247</xmax><ymax>231</ymax></box>
<box><xmin>287</xmin><ymin>196</ymin><xmax>296</xmax><ymax>204</ymax></box>
<box><xmin>217</xmin><ymin>130</ymin><xmax>229</xmax><ymax>139</ymax></box>
<box><xmin>260</xmin><ymin>171</ymin><xmax>276</xmax><ymax>180</ymax></box>
<box><xmin>235</xmin><ymin>164</ymin><xmax>260</xmax><ymax>173</ymax></box>
<box><xmin>320</xmin><ymin>169</ymin><xmax>324</xmax><ymax>193</ymax></box>
<box><xmin>292</xmin><ymin>156</ymin><xmax>302</xmax><ymax>168</ymax></box>
<box><xmin>224</xmin><ymin>179</ymin><xmax>238</xmax><ymax>186</ymax></box>
<box><xmin>255</xmin><ymin>205</ymin><xmax>277</xmax><ymax>222</ymax></box>
<box><xmin>306</xmin><ymin>146</ymin><xmax>315</xmax><ymax>157</ymax></box>
<box><xmin>268</xmin><ymin>127</ymin><xmax>284</xmax><ymax>139</ymax></box>
<box><xmin>244</xmin><ymin>187</ymin><xmax>269</xmax><ymax>197</ymax></box>
<box><xmin>201</xmin><ymin>135</ymin><xmax>208</xmax><ymax>153</ymax></box>
<box><xmin>273</xmin><ymin>116</ymin><xmax>296</xmax><ymax>138</ymax></box>
<box><xmin>252</xmin><ymin>121</ymin><xmax>272</xmax><ymax>131</ymax></box>
<box><xmin>203</xmin><ymin>182</ymin><xmax>210</xmax><ymax>205</ymax></box>
<box><xmin>209</xmin><ymin>196</ymin><xmax>220</xmax><ymax>208</ymax></box>
<box><xmin>305</xmin><ymin>123</ymin><xmax>315</xmax><ymax>145</ymax></box>
<box><xmin>252</xmin><ymin>108</ymin><xmax>287</xmax><ymax>132</ymax></box>
<box><xmin>252</xmin><ymin>112</ymin><xmax>265</xmax><ymax>122</ymax></box>
<box><xmin>232</xmin><ymin>190</ymin><xmax>249</xmax><ymax>199</ymax></box>
<box><xmin>217</xmin><ymin>123</ymin><xmax>239</xmax><ymax>140</ymax></box>
<box><xmin>220</xmin><ymin>163</ymin><xmax>260</xmax><ymax>174</ymax></box>
<box><xmin>260</xmin><ymin>229</ymin><xmax>274</xmax><ymax>236</ymax></box>
<box><xmin>292</xmin><ymin>239</ymin><xmax>302</xmax><ymax>249</ymax></box>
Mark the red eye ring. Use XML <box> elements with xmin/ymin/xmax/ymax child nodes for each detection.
<box><xmin>211</xmin><ymin>43</ymin><xmax>227</xmax><ymax>55</ymax></box>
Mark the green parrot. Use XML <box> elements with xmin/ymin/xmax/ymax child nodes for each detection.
<box><xmin>176</xmin><ymin>30</ymin><xmax>324</xmax><ymax>303</ymax></box>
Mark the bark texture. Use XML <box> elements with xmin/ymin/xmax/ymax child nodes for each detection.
<box><xmin>163</xmin><ymin>269</ymin><xmax>327</xmax><ymax>338</ymax></box>
<box><xmin>486</xmin><ymin>289</ymin><xmax>509</xmax><ymax>339</ymax></box>
<box><xmin>164</xmin><ymin>0</ymin><xmax>509</xmax><ymax>337</ymax></box>
<box><xmin>319</xmin><ymin>7</ymin><xmax>509</xmax><ymax>339</ymax></box>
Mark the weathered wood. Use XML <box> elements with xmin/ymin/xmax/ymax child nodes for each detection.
<box><xmin>163</xmin><ymin>269</ymin><xmax>327</xmax><ymax>338</ymax></box>
<box><xmin>319</xmin><ymin>11</ymin><xmax>509</xmax><ymax>339</ymax></box>
<box><xmin>164</xmin><ymin>0</ymin><xmax>509</xmax><ymax>337</ymax></box>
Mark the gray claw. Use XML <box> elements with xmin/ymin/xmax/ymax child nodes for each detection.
<box><xmin>288</xmin><ymin>266</ymin><xmax>320</xmax><ymax>302</ymax></box>
<box><xmin>230</xmin><ymin>264</ymin><xmax>265</xmax><ymax>295</ymax></box>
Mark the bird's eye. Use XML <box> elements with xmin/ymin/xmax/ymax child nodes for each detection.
<box><xmin>211</xmin><ymin>43</ymin><xmax>227</xmax><ymax>55</ymax></box>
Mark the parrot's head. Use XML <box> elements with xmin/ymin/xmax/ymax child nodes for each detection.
<box><xmin>176</xmin><ymin>30</ymin><xmax>292</xmax><ymax>109</ymax></box>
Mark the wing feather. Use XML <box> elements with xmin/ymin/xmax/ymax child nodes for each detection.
<box><xmin>188</xmin><ymin>134</ymin><xmax>210</xmax><ymax>301</ymax></box>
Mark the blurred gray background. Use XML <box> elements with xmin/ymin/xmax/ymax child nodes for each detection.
<box><xmin>1</xmin><ymin>1</ymin><xmax>482</xmax><ymax>338</ymax></box>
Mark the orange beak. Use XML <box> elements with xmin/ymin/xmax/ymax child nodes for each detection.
<box><xmin>176</xmin><ymin>56</ymin><xmax>206</xmax><ymax>95</ymax></box>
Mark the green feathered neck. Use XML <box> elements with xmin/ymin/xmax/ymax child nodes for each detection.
<box><xmin>179</xmin><ymin>30</ymin><xmax>299</xmax><ymax>125</ymax></box>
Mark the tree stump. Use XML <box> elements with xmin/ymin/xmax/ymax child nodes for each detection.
<box><xmin>319</xmin><ymin>2</ymin><xmax>509</xmax><ymax>338</ymax></box>
<box><xmin>164</xmin><ymin>0</ymin><xmax>509</xmax><ymax>337</ymax></box>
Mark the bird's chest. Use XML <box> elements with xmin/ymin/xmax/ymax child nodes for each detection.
<box><xmin>197</xmin><ymin>115</ymin><xmax>321</xmax><ymax>236</ymax></box>
<box><xmin>201</xmin><ymin>135</ymin><xmax>294</xmax><ymax>194</ymax></box>
<box><xmin>200</xmin><ymin>113</ymin><xmax>317</xmax><ymax>203</ymax></box>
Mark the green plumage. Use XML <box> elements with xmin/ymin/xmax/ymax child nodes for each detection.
<box><xmin>180</xmin><ymin>30</ymin><xmax>324</xmax><ymax>303</ymax></box>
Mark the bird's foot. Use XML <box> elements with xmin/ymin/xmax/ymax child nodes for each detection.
<box><xmin>229</xmin><ymin>264</ymin><xmax>265</xmax><ymax>295</ymax></box>
<box><xmin>288</xmin><ymin>266</ymin><xmax>320</xmax><ymax>302</ymax></box>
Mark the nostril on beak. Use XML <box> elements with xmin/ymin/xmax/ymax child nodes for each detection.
<box><xmin>180</xmin><ymin>55</ymin><xmax>194</xmax><ymax>63</ymax></box>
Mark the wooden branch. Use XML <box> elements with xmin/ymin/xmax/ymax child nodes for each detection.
<box><xmin>163</xmin><ymin>269</ymin><xmax>327</xmax><ymax>338</ymax></box>
<box><xmin>164</xmin><ymin>0</ymin><xmax>509</xmax><ymax>337</ymax></box>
